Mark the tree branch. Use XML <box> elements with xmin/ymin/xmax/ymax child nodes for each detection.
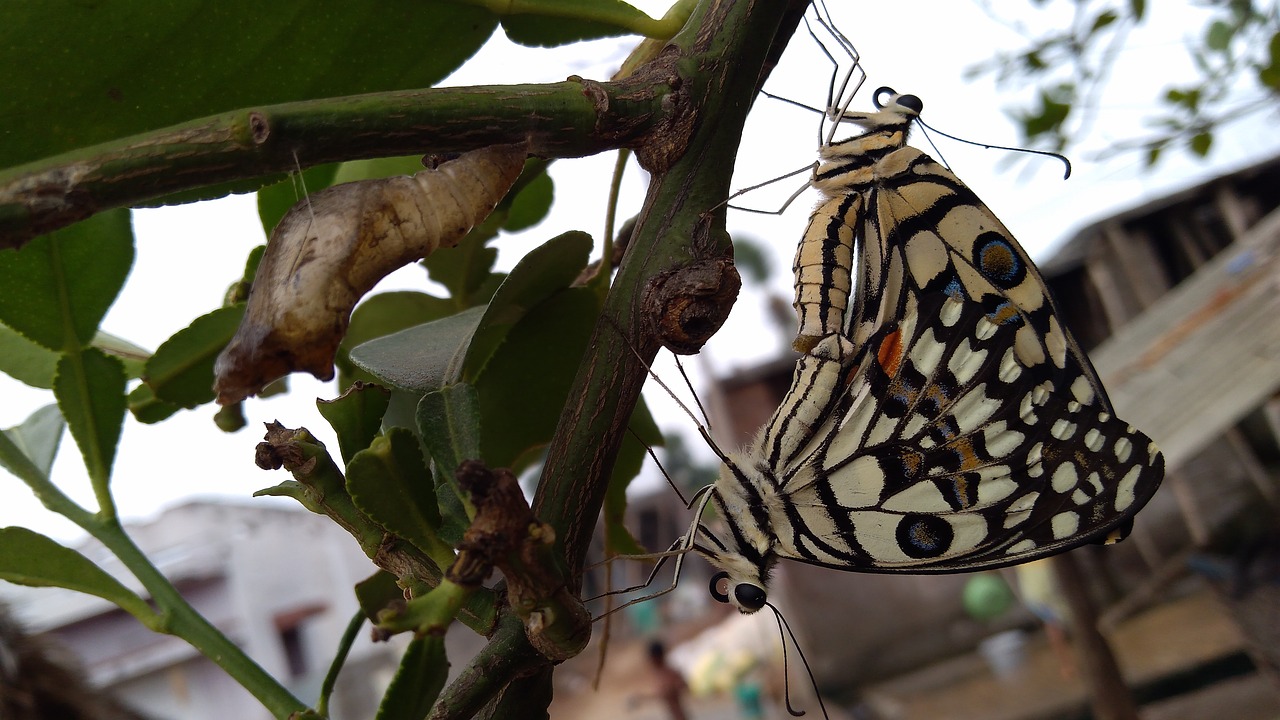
<box><xmin>532</xmin><ymin>0</ymin><xmax>808</xmax><ymax>581</ymax></box>
<box><xmin>0</xmin><ymin>78</ymin><xmax>673</xmax><ymax>248</ymax></box>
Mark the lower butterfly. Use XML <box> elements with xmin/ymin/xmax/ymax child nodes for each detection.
<box><xmin>676</xmin><ymin>88</ymin><xmax>1163</xmax><ymax>614</ymax></box>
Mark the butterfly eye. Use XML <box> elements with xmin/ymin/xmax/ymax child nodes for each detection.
<box><xmin>735</xmin><ymin>584</ymin><xmax>767</xmax><ymax>612</ymax></box>
<box><xmin>709</xmin><ymin>572</ymin><xmax>731</xmax><ymax>604</ymax></box>
<box><xmin>871</xmin><ymin>86</ymin><xmax>924</xmax><ymax>115</ymax></box>
<box><xmin>895</xmin><ymin>94</ymin><xmax>923</xmax><ymax>113</ymax></box>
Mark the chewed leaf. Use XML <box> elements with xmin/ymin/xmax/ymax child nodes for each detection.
<box><xmin>214</xmin><ymin>145</ymin><xmax>527</xmax><ymax>405</ymax></box>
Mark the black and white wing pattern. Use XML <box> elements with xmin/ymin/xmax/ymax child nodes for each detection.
<box><xmin>697</xmin><ymin>89</ymin><xmax>1163</xmax><ymax>614</ymax></box>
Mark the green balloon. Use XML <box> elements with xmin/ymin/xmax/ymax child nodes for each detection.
<box><xmin>963</xmin><ymin>574</ymin><xmax>1015</xmax><ymax>621</ymax></box>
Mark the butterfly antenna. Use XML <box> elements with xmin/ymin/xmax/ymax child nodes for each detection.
<box><xmin>914</xmin><ymin>123</ymin><xmax>954</xmax><ymax>174</ymax></box>
<box><xmin>915</xmin><ymin>116</ymin><xmax>1073</xmax><ymax>180</ymax></box>
<box><xmin>602</xmin><ymin>314</ymin><xmax>735</xmax><ymax>466</ymax></box>
<box><xmin>768</xmin><ymin>602</ymin><xmax>830</xmax><ymax>720</ymax></box>
<box><xmin>671</xmin><ymin>355</ymin><xmax>713</xmax><ymax>428</ymax></box>
<box><xmin>630</xmin><ymin>426</ymin><xmax>689</xmax><ymax>506</ymax></box>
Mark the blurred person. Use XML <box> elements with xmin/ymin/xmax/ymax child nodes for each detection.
<box><xmin>629</xmin><ymin>640</ymin><xmax>691</xmax><ymax>720</ymax></box>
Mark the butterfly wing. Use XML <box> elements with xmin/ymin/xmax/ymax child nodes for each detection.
<box><xmin>761</xmin><ymin>143</ymin><xmax>1162</xmax><ymax>572</ymax></box>
<box><xmin>768</xmin><ymin>291</ymin><xmax>1162</xmax><ymax>572</ymax></box>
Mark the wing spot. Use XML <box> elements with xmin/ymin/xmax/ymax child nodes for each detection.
<box><xmin>1115</xmin><ymin>465</ymin><xmax>1142</xmax><ymax>512</ymax></box>
<box><xmin>1051</xmin><ymin>462</ymin><xmax>1078</xmax><ymax>492</ymax></box>
<box><xmin>877</xmin><ymin>328</ymin><xmax>905</xmax><ymax>377</ymax></box>
<box><xmin>1070</xmin><ymin>375</ymin><xmax>1096</xmax><ymax>405</ymax></box>
<box><xmin>1083</xmin><ymin>428</ymin><xmax>1104</xmax><ymax>452</ymax></box>
<box><xmin>1114</xmin><ymin>437</ymin><xmax>1133</xmax><ymax>463</ymax></box>
<box><xmin>1050</xmin><ymin>418</ymin><xmax>1077</xmax><ymax>440</ymax></box>
<box><xmin>1006</xmin><ymin>539</ymin><xmax>1037</xmax><ymax>554</ymax></box>
<box><xmin>1051</xmin><ymin>511</ymin><xmax>1080</xmax><ymax>539</ymax></box>
<box><xmin>895</xmin><ymin>514</ymin><xmax>954</xmax><ymax>559</ymax></box>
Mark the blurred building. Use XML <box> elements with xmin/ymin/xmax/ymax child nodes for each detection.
<box><xmin>0</xmin><ymin>500</ymin><xmax>409</xmax><ymax>720</ymax></box>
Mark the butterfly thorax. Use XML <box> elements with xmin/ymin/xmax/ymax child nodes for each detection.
<box><xmin>811</xmin><ymin>95</ymin><xmax>921</xmax><ymax>197</ymax></box>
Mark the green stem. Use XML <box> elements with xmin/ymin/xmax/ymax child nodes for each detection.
<box><xmin>1</xmin><ymin>80</ymin><xmax>670</xmax><ymax>248</ymax></box>
<box><xmin>90</xmin><ymin>518</ymin><xmax>308</xmax><ymax>719</ymax></box>
<box><xmin>0</xmin><ymin>433</ymin><xmax>306</xmax><ymax>717</ymax></box>
<box><xmin>317</xmin><ymin>610</ymin><xmax>366</xmax><ymax>718</ymax></box>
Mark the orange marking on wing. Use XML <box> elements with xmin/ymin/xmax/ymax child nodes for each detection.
<box><xmin>877</xmin><ymin>329</ymin><xmax>904</xmax><ymax>377</ymax></box>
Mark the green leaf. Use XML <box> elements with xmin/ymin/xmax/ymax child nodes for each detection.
<box><xmin>92</xmin><ymin>332</ymin><xmax>151</xmax><ymax>380</ymax></box>
<box><xmin>142</xmin><ymin>304</ymin><xmax>246</xmax><ymax>408</ymax></box>
<box><xmin>463</xmin><ymin>231</ymin><xmax>593</xmax><ymax>382</ymax></box>
<box><xmin>375</xmin><ymin>635</ymin><xmax>447</xmax><ymax>720</ymax></box>
<box><xmin>501</xmin><ymin>13</ymin><xmax>628</xmax><ymax>47</ymax></box>
<box><xmin>418</xmin><ymin>384</ymin><xmax>483</xmax><ymax>544</ymax></box>
<box><xmin>417</xmin><ymin>384</ymin><xmax>482</xmax><ymax>473</ymax></box>
<box><xmin>1190</xmin><ymin>131</ymin><xmax>1213</xmax><ymax>156</ymax></box>
<box><xmin>2</xmin><ymin>405</ymin><xmax>65</xmax><ymax>478</ymax></box>
<box><xmin>502</xmin><ymin>170</ymin><xmax>555</xmax><ymax>233</ymax></box>
<box><xmin>332</xmin><ymin>155</ymin><xmax>430</xmax><ymax>184</ymax></box>
<box><xmin>604</xmin><ymin>399</ymin><xmax>662</xmax><ymax>557</ymax></box>
<box><xmin>317</xmin><ymin>383</ymin><xmax>392</xmax><ymax>466</ymax></box>
<box><xmin>0</xmin><ymin>321</ymin><xmax>58</xmax><ymax>388</ymax></box>
<box><xmin>0</xmin><ymin>210</ymin><xmax>133</xmax><ymax>351</ymax></box>
<box><xmin>423</xmin><ymin>225</ymin><xmax>501</xmax><ymax>305</ymax></box>
<box><xmin>54</xmin><ymin>348</ymin><xmax>126</xmax><ymax>487</ymax></box>
<box><xmin>731</xmin><ymin>237</ymin><xmax>771</xmax><ymax>284</ymax></box>
<box><xmin>348</xmin><ymin>306</ymin><xmax>487</xmax><ymax>393</ymax></box>
<box><xmin>126</xmin><ymin>383</ymin><xmax>182</xmax><ymax>425</ymax></box>
<box><xmin>225</xmin><ymin>245</ymin><xmax>266</xmax><ymax>306</ymax></box>
<box><xmin>338</xmin><ymin>291</ymin><xmax>457</xmax><ymax>388</ymax></box>
<box><xmin>1144</xmin><ymin>143</ymin><xmax>1164</xmax><ymax>167</ymax></box>
<box><xmin>1206</xmin><ymin>19</ymin><xmax>1234</xmax><ymax>52</ymax></box>
<box><xmin>1130</xmin><ymin>0</ymin><xmax>1146</xmax><ymax>21</ymax></box>
<box><xmin>257</xmin><ymin>164</ymin><xmax>342</xmax><ymax>237</ymax></box>
<box><xmin>1090</xmin><ymin>9</ymin><xmax>1118</xmax><ymax>33</ymax></box>
<box><xmin>2</xmin><ymin>1</ymin><xmax>498</xmax><ymax>169</ymax></box>
<box><xmin>0</xmin><ymin>527</ymin><xmax>151</xmax><ymax>619</ymax></box>
<box><xmin>475</xmin><ymin>287</ymin><xmax>600</xmax><ymax>471</ymax></box>
<box><xmin>347</xmin><ymin>428</ymin><xmax>452</xmax><ymax>566</ymax></box>
<box><xmin>497</xmin><ymin>0</ymin><xmax>654</xmax><ymax>46</ymax></box>
<box><xmin>355</xmin><ymin>570</ymin><xmax>404</xmax><ymax>624</ymax></box>
<box><xmin>1019</xmin><ymin>88</ymin><xmax>1073</xmax><ymax>139</ymax></box>
<box><xmin>1257</xmin><ymin>32</ymin><xmax>1280</xmax><ymax>90</ymax></box>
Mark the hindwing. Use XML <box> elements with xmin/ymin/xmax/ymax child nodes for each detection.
<box><xmin>755</xmin><ymin>291</ymin><xmax>1162</xmax><ymax>572</ymax></box>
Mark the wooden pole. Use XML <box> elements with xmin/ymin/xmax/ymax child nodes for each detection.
<box><xmin>1051</xmin><ymin>552</ymin><xmax>1140</xmax><ymax>720</ymax></box>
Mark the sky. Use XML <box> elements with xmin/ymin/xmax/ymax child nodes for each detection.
<box><xmin>3</xmin><ymin>0</ymin><xmax>1279</xmax><ymax>545</ymax></box>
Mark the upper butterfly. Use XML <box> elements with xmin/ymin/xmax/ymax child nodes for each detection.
<box><xmin>696</xmin><ymin>88</ymin><xmax>1164</xmax><ymax>614</ymax></box>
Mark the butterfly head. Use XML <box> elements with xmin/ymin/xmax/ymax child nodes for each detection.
<box><xmin>822</xmin><ymin>87</ymin><xmax>922</xmax><ymax>161</ymax></box>
<box><xmin>692</xmin><ymin>458</ymin><xmax>780</xmax><ymax>614</ymax></box>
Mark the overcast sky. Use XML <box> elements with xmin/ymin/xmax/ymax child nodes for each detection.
<box><xmin>4</xmin><ymin>1</ymin><xmax>1278</xmax><ymax>544</ymax></box>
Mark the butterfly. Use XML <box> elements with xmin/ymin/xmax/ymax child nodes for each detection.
<box><xmin>692</xmin><ymin>88</ymin><xmax>1164</xmax><ymax>614</ymax></box>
